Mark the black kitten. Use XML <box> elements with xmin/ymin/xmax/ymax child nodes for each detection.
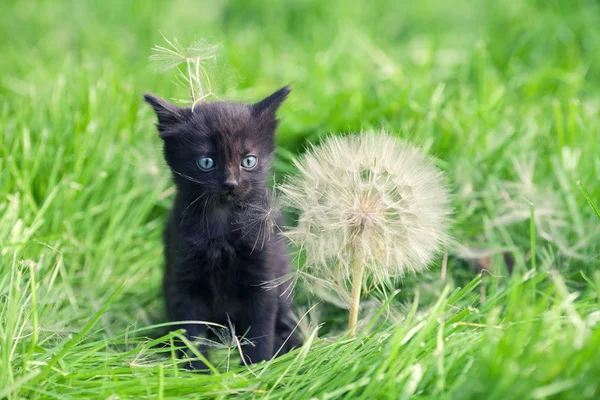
<box><xmin>145</xmin><ymin>87</ymin><xmax>302</xmax><ymax>370</ymax></box>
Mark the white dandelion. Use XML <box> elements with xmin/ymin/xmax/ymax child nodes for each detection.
<box><xmin>279</xmin><ymin>131</ymin><xmax>452</xmax><ymax>334</ymax></box>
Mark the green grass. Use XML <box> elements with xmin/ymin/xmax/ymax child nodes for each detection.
<box><xmin>1</xmin><ymin>0</ymin><xmax>599</xmax><ymax>398</ymax></box>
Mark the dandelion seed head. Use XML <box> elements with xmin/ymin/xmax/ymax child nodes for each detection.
<box><xmin>280</xmin><ymin>131</ymin><xmax>452</xmax><ymax>290</ymax></box>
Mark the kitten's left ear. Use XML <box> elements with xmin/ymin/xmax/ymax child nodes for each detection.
<box><xmin>251</xmin><ymin>85</ymin><xmax>291</xmax><ymax>117</ymax></box>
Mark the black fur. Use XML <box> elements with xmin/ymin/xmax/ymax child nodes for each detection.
<box><xmin>145</xmin><ymin>86</ymin><xmax>302</xmax><ymax>370</ymax></box>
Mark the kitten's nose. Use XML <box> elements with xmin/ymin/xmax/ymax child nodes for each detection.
<box><xmin>223</xmin><ymin>179</ymin><xmax>238</xmax><ymax>192</ymax></box>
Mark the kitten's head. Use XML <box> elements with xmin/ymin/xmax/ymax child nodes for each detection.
<box><xmin>144</xmin><ymin>86</ymin><xmax>290</xmax><ymax>207</ymax></box>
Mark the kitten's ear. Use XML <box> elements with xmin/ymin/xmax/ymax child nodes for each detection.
<box><xmin>251</xmin><ymin>85</ymin><xmax>291</xmax><ymax>117</ymax></box>
<box><xmin>144</xmin><ymin>93</ymin><xmax>188</xmax><ymax>138</ymax></box>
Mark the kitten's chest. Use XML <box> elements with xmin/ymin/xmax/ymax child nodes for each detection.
<box><xmin>196</xmin><ymin>235</ymin><xmax>257</xmax><ymax>279</ymax></box>
<box><xmin>187</xmin><ymin>238</ymin><xmax>254</xmax><ymax>321</ymax></box>
<box><xmin>203</xmin><ymin>240</ymin><xmax>253</xmax><ymax>308</ymax></box>
<box><xmin>204</xmin><ymin>238</ymin><xmax>238</xmax><ymax>269</ymax></box>
<box><xmin>176</xmin><ymin>209</ymin><xmax>267</xmax><ymax>287</ymax></box>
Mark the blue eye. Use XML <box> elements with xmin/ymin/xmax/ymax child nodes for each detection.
<box><xmin>241</xmin><ymin>155</ymin><xmax>258</xmax><ymax>169</ymax></box>
<box><xmin>197</xmin><ymin>157</ymin><xmax>215</xmax><ymax>170</ymax></box>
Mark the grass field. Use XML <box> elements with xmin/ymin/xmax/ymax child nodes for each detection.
<box><xmin>1</xmin><ymin>0</ymin><xmax>600</xmax><ymax>398</ymax></box>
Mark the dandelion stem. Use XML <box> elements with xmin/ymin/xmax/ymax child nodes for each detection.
<box><xmin>348</xmin><ymin>242</ymin><xmax>364</xmax><ymax>335</ymax></box>
<box><xmin>186</xmin><ymin>58</ymin><xmax>195</xmax><ymax>102</ymax></box>
<box><xmin>530</xmin><ymin>202</ymin><xmax>536</xmax><ymax>302</ymax></box>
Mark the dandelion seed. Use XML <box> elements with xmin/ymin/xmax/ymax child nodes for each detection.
<box><xmin>149</xmin><ymin>33</ymin><xmax>219</xmax><ymax>107</ymax></box>
<box><xmin>193</xmin><ymin>316</ymin><xmax>254</xmax><ymax>372</ymax></box>
<box><xmin>233</xmin><ymin>185</ymin><xmax>282</xmax><ymax>253</ymax></box>
<box><xmin>279</xmin><ymin>131</ymin><xmax>451</xmax><ymax>334</ymax></box>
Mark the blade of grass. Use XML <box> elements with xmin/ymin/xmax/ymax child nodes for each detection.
<box><xmin>577</xmin><ymin>181</ymin><xmax>600</xmax><ymax>220</ymax></box>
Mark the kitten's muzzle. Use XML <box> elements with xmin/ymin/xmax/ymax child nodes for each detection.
<box><xmin>219</xmin><ymin>182</ymin><xmax>239</xmax><ymax>203</ymax></box>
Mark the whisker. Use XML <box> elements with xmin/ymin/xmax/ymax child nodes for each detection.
<box><xmin>171</xmin><ymin>169</ymin><xmax>204</xmax><ymax>185</ymax></box>
<box><xmin>180</xmin><ymin>190</ymin><xmax>209</xmax><ymax>227</ymax></box>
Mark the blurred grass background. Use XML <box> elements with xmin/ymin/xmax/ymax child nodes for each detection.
<box><xmin>1</xmin><ymin>0</ymin><xmax>599</xmax><ymax>398</ymax></box>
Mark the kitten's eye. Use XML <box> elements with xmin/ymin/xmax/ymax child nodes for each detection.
<box><xmin>241</xmin><ymin>155</ymin><xmax>258</xmax><ymax>169</ymax></box>
<box><xmin>197</xmin><ymin>157</ymin><xmax>215</xmax><ymax>170</ymax></box>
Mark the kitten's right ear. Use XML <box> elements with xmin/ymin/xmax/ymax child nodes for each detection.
<box><xmin>144</xmin><ymin>93</ymin><xmax>187</xmax><ymax>138</ymax></box>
